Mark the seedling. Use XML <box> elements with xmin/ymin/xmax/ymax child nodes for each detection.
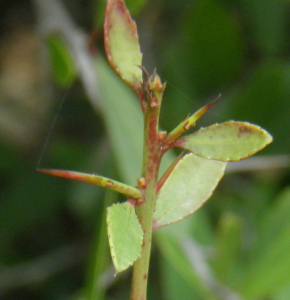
<box><xmin>39</xmin><ymin>0</ymin><xmax>272</xmax><ymax>299</ymax></box>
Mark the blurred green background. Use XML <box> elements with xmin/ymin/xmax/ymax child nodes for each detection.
<box><xmin>0</xmin><ymin>0</ymin><xmax>290</xmax><ymax>299</ymax></box>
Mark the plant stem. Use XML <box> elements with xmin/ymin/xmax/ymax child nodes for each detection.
<box><xmin>130</xmin><ymin>74</ymin><xmax>164</xmax><ymax>300</ymax></box>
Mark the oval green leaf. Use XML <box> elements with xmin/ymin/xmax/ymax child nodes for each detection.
<box><xmin>177</xmin><ymin>121</ymin><xmax>273</xmax><ymax>161</ymax></box>
<box><xmin>153</xmin><ymin>154</ymin><xmax>226</xmax><ymax>230</ymax></box>
<box><xmin>107</xmin><ymin>202</ymin><xmax>143</xmax><ymax>273</ymax></box>
<box><xmin>104</xmin><ymin>0</ymin><xmax>143</xmax><ymax>91</ymax></box>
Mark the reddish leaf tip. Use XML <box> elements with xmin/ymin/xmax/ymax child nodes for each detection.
<box><xmin>37</xmin><ymin>169</ymin><xmax>84</xmax><ymax>181</ymax></box>
<box><xmin>104</xmin><ymin>0</ymin><xmax>143</xmax><ymax>91</ymax></box>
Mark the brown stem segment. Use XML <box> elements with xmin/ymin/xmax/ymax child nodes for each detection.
<box><xmin>130</xmin><ymin>72</ymin><xmax>165</xmax><ymax>300</ymax></box>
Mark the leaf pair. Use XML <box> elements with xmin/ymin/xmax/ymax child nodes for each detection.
<box><xmin>152</xmin><ymin>120</ymin><xmax>272</xmax><ymax>231</ymax></box>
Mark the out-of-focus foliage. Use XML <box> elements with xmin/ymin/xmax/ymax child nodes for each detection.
<box><xmin>0</xmin><ymin>0</ymin><xmax>289</xmax><ymax>299</ymax></box>
<box><xmin>46</xmin><ymin>35</ymin><xmax>77</xmax><ymax>86</ymax></box>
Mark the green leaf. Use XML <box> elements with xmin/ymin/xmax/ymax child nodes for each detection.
<box><xmin>94</xmin><ymin>0</ymin><xmax>147</xmax><ymax>30</ymax></box>
<box><xmin>104</xmin><ymin>0</ymin><xmax>143</xmax><ymax>91</ymax></box>
<box><xmin>153</xmin><ymin>154</ymin><xmax>226</xmax><ymax>229</ymax></box>
<box><xmin>177</xmin><ymin>121</ymin><xmax>273</xmax><ymax>161</ymax></box>
<box><xmin>107</xmin><ymin>202</ymin><xmax>143</xmax><ymax>273</ymax></box>
<box><xmin>46</xmin><ymin>35</ymin><xmax>76</xmax><ymax>86</ymax></box>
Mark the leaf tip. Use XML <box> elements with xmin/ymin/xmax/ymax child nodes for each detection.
<box><xmin>104</xmin><ymin>0</ymin><xmax>143</xmax><ymax>91</ymax></box>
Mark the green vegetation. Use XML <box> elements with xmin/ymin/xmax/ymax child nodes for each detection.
<box><xmin>0</xmin><ymin>0</ymin><xmax>289</xmax><ymax>299</ymax></box>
